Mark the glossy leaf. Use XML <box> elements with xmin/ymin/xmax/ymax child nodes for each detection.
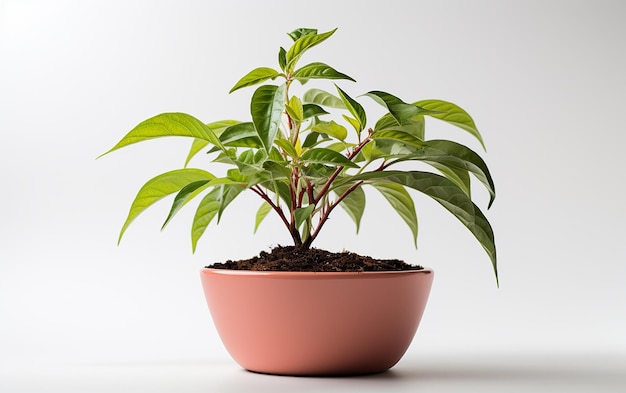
<box><xmin>423</xmin><ymin>140</ymin><xmax>495</xmax><ymax>207</ymax></box>
<box><xmin>262</xmin><ymin>161</ymin><xmax>291</xmax><ymax>180</ymax></box>
<box><xmin>325</xmin><ymin>141</ymin><xmax>353</xmax><ymax>153</ymax></box>
<box><xmin>251</xmin><ymin>84</ymin><xmax>286</xmax><ymax>153</ymax></box>
<box><xmin>233</xmin><ymin>149</ymin><xmax>268</xmax><ymax>176</ymax></box>
<box><xmin>301</xmin><ymin>148</ymin><xmax>358</xmax><ymax>168</ymax></box>
<box><xmin>365</xmin><ymin>91</ymin><xmax>422</xmax><ymax>125</ymax></box>
<box><xmin>185</xmin><ymin>120</ymin><xmax>240</xmax><ymax>166</ymax></box>
<box><xmin>302</xmin><ymin>103</ymin><xmax>329</xmax><ymax>119</ymax></box>
<box><xmin>265</xmin><ymin>180</ymin><xmax>292</xmax><ymax>208</ymax></box>
<box><xmin>160</xmin><ymin>176</ymin><xmax>242</xmax><ymax>230</ymax></box>
<box><xmin>185</xmin><ymin>139</ymin><xmax>209</xmax><ymax>167</ymax></box>
<box><xmin>350</xmin><ymin>170</ymin><xmax>497</xmax><ymax>281</ymax></box>
<box><xmin>293</xmin><ymin>62</ymin><xmax>355</xmax><ymax>82</ymax></box>
<box><xmin>333</xmin><ymin>184</ymin><xmax>365</xmax><ymax>233</ymax></box>
<box><xmin>278</xmin><ymin>47</ymin><xmax>287</xmax><ymax>71</ymax></box>
<box><xmin>274</xmin><ymin>138</ymin><xmax>299</xmax><ymax>158</ymax></box>
<box><xmin>294</xmin><ymin>205</ymin><xmax>315</xmax><ymax>229</ymax></box>
<box><xmin>375</xmin><ymin>113</ymin><xmax>425</xmax><ymax>139</ymax></box>
<box><xmin>303</xmin><ymin>88</ymin><xmax>346</xmax><ymax>108</ymax></box>
<box><xmin>286</xmin><ymin>96</ymin><xmax>304</xmax><ymax>121</ymax></box>
<box><xmin>217</xmin><ymin>184</ymin><xmax>246</xmax><ymax>221</ymax></box>
<box><xmin>118</xmin><ymin>169</ymin><xmax>216</xmax><ymax>243</ymax></box>
<box><xmin>371</xmin><ymin>183</ymin><xmax>418</xmax><ymax>246</ymax></box>
<box><xmin>288</xmin><ymin>28</ymin><xmax>317</xmax><ymax>41</ymax></box>
<box><xmin>191</xmin><ymin>188</ymin><xmax>221</xmax><ymax>252</ymax></box>
<box><xmin>415</xmin><ymin>99</ymin><xmax>486</xmax><ymax>150</ymax></box>
<box><xmin>369</xmin><ymin>134</ymin><xmax>495</xmax><ymax>206</ymax></box>
<box><xmin>219</xmin><ymin>122</ymin><xmax>262</xmax><ymax>148</ymax></box>
<box><xmin>342</xmin><ymin>115</ymin><xmax>361</xmax><ymax>134</ymax></box>
<box><xmin>336</xmin><ymin>85</ymin><xmax>366</xmax><ymax>132</ymax></box>
<box><xmin>254</xmin><ymin>202</ymin><xmax>273</xmax><ymax>233</ymax></box>
<box><xmin>430</xmin><ymin>162</ymin><xmax>471</xmax><ymax>198</ymax></box>
<box><xmin>230</xmin><ymin>67</ymin><xmax>281</xmax><ymax>93</ymax></box>
<box><xmin>394</xmin><ymin>140</ymin><xmax>496</xmax><ymax>208</ymax></box>
<box><xmin>302</xmin><ymin>132</ymin><xmax>325</xmax><ymax>149</ymax></box>
<box><xmin>100</xmin><ymin>113</ymin><xmax>223</xmax><ymax>157</ymax></box>
<box><xmin>312</xmin><ymin>120</ymin><xmax>347</xmax><ymax>141</ymax></box>
<box><xmin>161</xmin><ymin>180</ymin><xmax>211</xmax><ymax>230</ymax></box>
<box><xmin>371</xmin><ymin>129</ymin><xmax>423</xmax><ymax>147</ymax></box>
<box><xmin>285</xmin><ymin>28</ymin><xmax>337</xmax><ymax>71</ymax></box>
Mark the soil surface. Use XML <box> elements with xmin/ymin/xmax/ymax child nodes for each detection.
<box><xmin>206</xmin><ymin>245</ymin><xmax>423</xmax><ymax>272</ymax></box>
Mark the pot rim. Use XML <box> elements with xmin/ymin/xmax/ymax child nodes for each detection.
<box><xmin>201</xmin><ymin>267</ymin><xmax>433</xmax><ymax>278</ymax></box>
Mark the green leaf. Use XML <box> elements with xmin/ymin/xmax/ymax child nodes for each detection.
<box><xmin>429</xmin><ymin>162</ymin><xmax>471</xmax><ymax>198</ymax></box>
<box><xmin>217</xmin><ymin>184</ymin><xmax>245</xmax><ymax>222</ymax></box>
<box><xmin>375</xmin><ymin>113</ymin><xmax>425</xmax><ymax>140</ymax></box>
<box><xmin>302</xmin><ymin>103</ymin><xmax>329</xmax><ymax>119</ymax></box>
<box><xmin>262</xmin><ymin>160</ymin><xmax>291</xmax><ymax>180</ymax></box>
<box><xmin>162</xmin><ymin>175</ymin><xmax>247</xmax><ymax>231</ymax></box>
<box><xmin>285</xmin><ymin>28</ymin><xmax>337</xmax><ymax>71</ymax></box>
<box><xmin>342</xmin><ymin>115</ymin><xmax>361</xmax><ymax>134</ymax></box>
<box><xmin>294</xmin><ymin>205</ymin><xmax>315</xmax><ymax>229</ymax></box>
<box><xmin>162</xmin><ymin>176</ymin><xmax>241</xmax><ymax>235</ymax></box>
<box><xmin>301</xmin><ymin>148</ymin><xmax>358</xmax><ymax>168</ymax></box>
<box><xmin>251</xmin><ymin>84</ymin><xmax>287</xmax><ymax>153</ymax></box>
<box><xmin>100</xmin><ymin>113</ymin><xmax>224</xmax><ymax>157</ymax></box>
<box><xmin>371</xmin><ymin>129</ymin><xmax>424</xmax><ymax>147</ymax></box>
<box><xmin>293</xmin><ymin>62</ymin><xmax>356</xmax><ymax>82</ymax></box>
<box><xmin>265</xmin><ymin>180</ymin><xmax>292</xmax><ymax>208</ymax></box>
<box><xmin>118</xmin><ymin>168</ymin><xmax>215</xmax><ymax>243</ymax></box>
<box><xmin>161</xmin><ymin>180</ymin><xmax>211</xmax><ymax>230</ymax></box>
<box><xmin>371</xmin><ymin>138</ymin><xmax>414</xmax><ymax>157</ymax></box>
<box><xmin>422</xmin><ymin>140</ymin><xmax>495</xmax><ymax>207</ymax></box>
<box><xmin>274</xmin><ymin>138</ymin><xmax>299</xmax><ymax>158</ymax></box>
<box><xmin>185</xmin><ymin>139</ymin><xmax>209</xmax><ymax>167</ymax></box>
<box><xmin>391</xmin><ymin>140</ymin><xmax>496</xmax><ymax>208</ymax></box>
<box><xmin>288</xmin><ymin>28</ymin><xmax>318</xmax><ymax>41</ymax></box>
<box><xmin>233</xmin><ymin>149</ymin><xmax>268</xmax><ymax>176</ymax></box>
<box><xmin>219</xmin><ymin>122</ymin><xmax>262</xmax><ymax>148</ymax></box>
<box><xmin>365</xmin><ymin>91</ymin><xmax>422</xmax><ymax>125</ymax></box>
<box><xmin>208</xmin><ymin>119</ymin><xmax>242</xmax><ymax>137</ymax></box>
<box><xmin>351</xmin><ymin>170</ymin><xmax>497</xmax><ymax>282</ymax></box>
<box><xmin>185</xmin><ymin>120</ymin><xmax>240</xmax><ymax>166</ymax></box>
<box><xmin>336</xmin><ymin>85</ymin><xmax>366</xmax><ymax>132</ymax></box>
<box><xmin>286</xmin><ymin>96</ymin><xmax>304</xmax><ymax>122</ymax></box>
<box><xmin>254</xmin><ymin>202</ymin><xmax>273</xmax><ymax>233</ymax></box>
<box><xmin>312</xmin><ymin>120</ymin><xmax>348</xmax><ymax>141</ymax></box>
<box><xmin>333</xmin><ymin>184</ymin><xmax>365</xmax><ymax>233</ymax></box>
<box><xmin>303</xmin><ymin>88</ymin><xmax>346</xmax><ymax>109</ymax></box>
<box><xmin>302</xmin><ymin>132</ymin><xmax>321</xmax><ymax>148</ymax></box>
<box><xmin>230</xmin><ymin>67</ymin><xmax>281</xmax><ymax>93</ymax></box>
<box><xmin>278</xmin><ymin>47</ymin><xmax>287</xmax><ymax>71</ymax></box>
<box><xmin>415</xmin><ymin>99</ymin><xmax>486</xmax><ymax>150</ymax></box>
<box><xmin>324</xmin><ymin>141</ymin><xmax>353</xmax><ymax>153</ymax></box>
<box><xmin>371</xmin><ymin>183</ymin><xmax>418</xmax><ymax>247</ymax></box>
<box><xmin>191</xmin><ymin>188</ymin><xmax>221</xmax><ymax>252</ymax></box>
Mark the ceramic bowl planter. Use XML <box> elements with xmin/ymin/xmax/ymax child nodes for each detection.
<box><xmin>200</xmin><ymin>267</ymin><xmax>434</xmax><ymax>376</ymax></box>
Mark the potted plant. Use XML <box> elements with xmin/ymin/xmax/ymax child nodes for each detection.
<box><xmin>100</xmin><ymin>27</ymin><xmax>497</xmax><ymax>376</ymax></box>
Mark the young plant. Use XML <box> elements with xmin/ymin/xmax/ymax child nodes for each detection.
<box><xmin>101</xmin><ymin>28</ymin><xmax>497</xmax><ymax>281</ymax></box>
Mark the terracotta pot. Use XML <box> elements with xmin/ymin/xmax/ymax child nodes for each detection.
<box><xmin>200</xmin><ymin>268</ymin><xmax>434</xmax><ymax>376</ymax></box>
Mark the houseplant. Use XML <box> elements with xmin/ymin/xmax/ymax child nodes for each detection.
<box><xmin>101</xmin><ymin>27</ymin><xmax>496</xmax><ymax>375</ymax></box>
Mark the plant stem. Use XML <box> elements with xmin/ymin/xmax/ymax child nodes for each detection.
<box><xmin>251</xmin><ymin>185</ymin><xmax>301</xmax><ymax>245</ymax></box>
<box><xmin>312</xmin><ymin>129</ymin><xmax>372</xmax><ymax>205</ymax></box>
<box><xmin>301</xmin><ymin>129</ymin><xmax>374</xmax><ymax>249</ymax></box>
<box><xmin>302</xmin><ymin>180</ymin><xmax>363</xmax><ymax>249</ymax></box>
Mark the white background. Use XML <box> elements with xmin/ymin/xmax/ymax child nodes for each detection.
<box><xmin>1</xmin><ymin>0</ymin><xmax>625</xmax><ymax>391</ymax></box>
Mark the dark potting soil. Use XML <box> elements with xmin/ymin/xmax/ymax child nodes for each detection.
<box><xmin>205</xmin><ymin>245</ymin><xmax>423</xmax><ymax>272</ymax></box>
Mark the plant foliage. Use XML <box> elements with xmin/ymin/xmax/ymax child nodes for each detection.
<box><xmin>101</xmin><ymin>28</ymin><xmax>498</xmax><ymax>282</ymax></box>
